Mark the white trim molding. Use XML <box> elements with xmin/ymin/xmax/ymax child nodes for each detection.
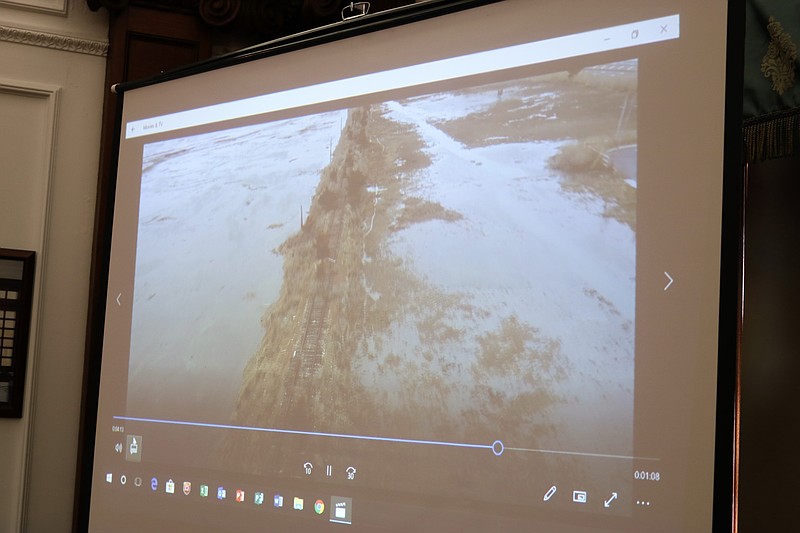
<box><xmin>0</xmin><ymin>0</ymin><xmax>67</xmax><ymax>16</ymax></box>
<box><xmin>0</xmin><ymin>24</ymin><xmax>108</xmax><ymax>56</ymax></box>
<box><xmin>0</xmin><ymin>78</ymin><xmax>60</xmax><ymax>533</ymax></box>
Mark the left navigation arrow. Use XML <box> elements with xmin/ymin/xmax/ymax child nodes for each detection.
<box><xmin>116</xmin><ymin>293</ymin><xmax>122</xmax><ymax>306</ymax></box>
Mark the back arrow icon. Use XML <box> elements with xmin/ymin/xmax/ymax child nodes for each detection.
<box><xmin>663</xmin><ymin>272</ymin><xmax>674</xmax><ymax>291</ymax></box>
<box><xmin>116</xmin><ymin>293</ymin><xmax>122</xmax><ymax>306</ymax></box>
<box><xmin>604</xmin><ymin>492</ymin><xmax>618</xmax><ymax>508</ymax></box>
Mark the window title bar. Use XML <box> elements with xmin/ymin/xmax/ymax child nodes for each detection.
<box><xmin>125</xmin><ymin>14</ymin><xmax>678</xmax><ymax>140</ymax></box>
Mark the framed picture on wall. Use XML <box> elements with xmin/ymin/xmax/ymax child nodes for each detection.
<box><xmin>0</xmin><ymin>249</ymin><xmax>35</xmax><ymax>418</ymax></box>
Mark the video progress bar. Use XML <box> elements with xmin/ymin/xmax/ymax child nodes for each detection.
<box><xmin>114</xmin><ymin>415</ymin><xmax>657</xmax><ymax>461</ymax></box>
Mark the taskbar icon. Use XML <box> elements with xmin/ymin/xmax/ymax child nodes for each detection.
<box><xmin>330</xmin><ymin>496</ymin><xmax>353</xmax><ymax>524</ymax></box>
<box><xmin>104</xmin><ymin>469</ymin><xmax>353</xmax><ymax>523</ymax></box>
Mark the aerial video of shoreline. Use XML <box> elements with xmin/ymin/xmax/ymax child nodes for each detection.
<box><xmin>129</xmin><ymin>60</ymin><xmax>638</xmax><ymax>499</ymax></box>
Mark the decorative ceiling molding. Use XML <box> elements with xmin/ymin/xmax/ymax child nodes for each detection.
<box><xmin>0</xmin><ymin>25</ymin><xmax>109</xmax><ymax>56</ymax></box>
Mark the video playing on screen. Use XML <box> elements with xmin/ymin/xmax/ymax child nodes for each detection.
<box><xmin>87</xmin><ymin>1</ymin><xmax>739</xmax><ymax>531</ymax></box>
<box><xmin>126</xmin><ymin>60</ymin><xmax>636</xmax><ymax>504</ymax></box>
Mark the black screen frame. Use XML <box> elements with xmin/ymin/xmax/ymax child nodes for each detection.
<box><xmin>74</xmin><ymin>0</ymin><xmax>745</xmax><ymax>531</ymax></box>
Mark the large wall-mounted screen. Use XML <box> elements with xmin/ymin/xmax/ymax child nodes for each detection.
<box><xmin>84</xmin><ymin>0</ymin><xmax>742</xmax><ymax>531</ymax></box>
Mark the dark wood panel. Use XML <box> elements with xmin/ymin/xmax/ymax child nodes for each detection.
<box><xmin>126</xmin><ymin>34</ymin><xmax>204</xmax><ymax>81</ymax></box>
<box><xmin>738</xmin><ymin>154</ymin><xmax>800</xmax><ymax>532</ymax></box>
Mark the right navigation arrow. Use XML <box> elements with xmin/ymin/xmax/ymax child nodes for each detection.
<box><xmin>664</xmin><ymin>272</ymin><xmax>674</xmax><ymax>291</ymax></box>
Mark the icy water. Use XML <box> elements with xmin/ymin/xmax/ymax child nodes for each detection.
<box><xmin>127</xmin><ymin>110</ymin><xmax>347</xmax><ymax>424</ymax></box>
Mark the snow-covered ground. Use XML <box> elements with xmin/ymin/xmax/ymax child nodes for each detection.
<box><xmin>359</xmin><ymin>89</ymin><xmax>636</xmax><ymax>456</ymax></box>
<box><xmin>126</xmin><ymin>75</ymin><xmax>636</xmax><ymax>460</ymax></box>
<box><xmin>127</xmin><ymin>110</ymin><xmax>347</xmax><ymax>423</ymax></box>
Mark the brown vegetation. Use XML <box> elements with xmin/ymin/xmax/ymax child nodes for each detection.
<box><xmin>220</xmin><ymin>88</ymin><xmax>580</xmax><ymax>494</ymax></box>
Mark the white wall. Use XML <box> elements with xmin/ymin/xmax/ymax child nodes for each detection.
<box><xmin>0</xmin><ymin>1</ymin><xmax>107</xmax><ymax>530</ymax></box>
